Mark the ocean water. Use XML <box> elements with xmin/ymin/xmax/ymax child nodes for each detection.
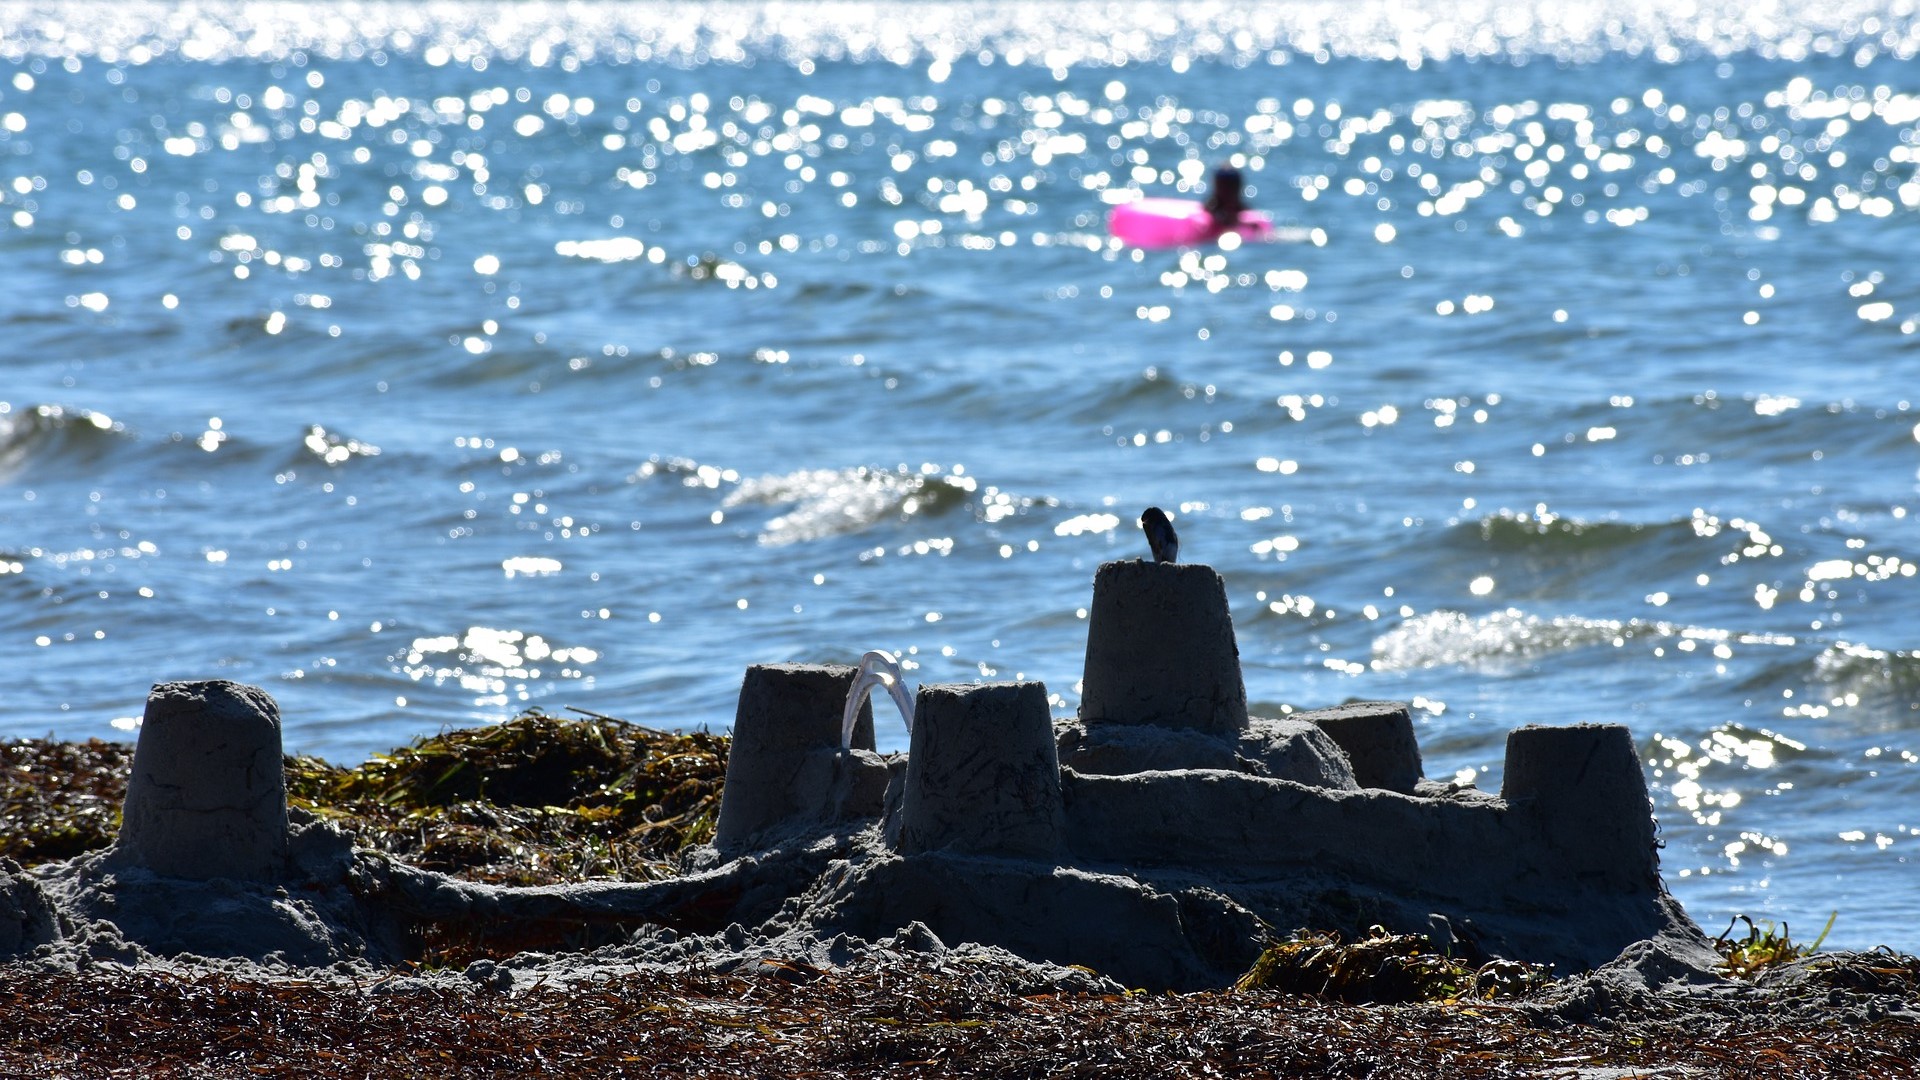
<box><xmin>2</xmin><ymin>2</ymin><xmax>1917</xmax><ymax>949</ymax></box>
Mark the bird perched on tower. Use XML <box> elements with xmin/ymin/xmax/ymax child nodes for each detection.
<box><xmin>1140</xmin><ymin>506</ymin><xmax>1179</xmax><ymax>564</ymax></box>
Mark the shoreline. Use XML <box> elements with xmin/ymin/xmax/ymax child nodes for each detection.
<box><xmin>5</xmin><ymin>711</ymin><xmax>1919</xmax><ymax>1074</ymax></box>
<box><xmin>3</xmin><ymin>932</ymin><xmax>1917</xmax><ymax>1077</ymax></box>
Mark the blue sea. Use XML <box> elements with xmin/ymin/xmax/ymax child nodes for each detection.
<box><xmin>2</xmin><ymin>2</ymin><xmax>1916</xmax><ymax>950</ymax></box>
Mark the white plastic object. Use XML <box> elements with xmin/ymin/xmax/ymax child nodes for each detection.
<box><xmin>842</xmin><ymin>649</ymin><xmax>914</xmax><ymax>750</ymax></box>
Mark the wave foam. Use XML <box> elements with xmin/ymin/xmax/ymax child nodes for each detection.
<box><xmin>1372</xmin><ymin>608</ymin><xmax>1797</xmax><ymax>673</ymax></box>
<box><xmin>724</xmin><ymin>465</ymin><xmax>975</xmax><ymax>545</ymax></box>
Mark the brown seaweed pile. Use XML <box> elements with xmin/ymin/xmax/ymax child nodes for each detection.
<box><xmin>2</xmin><ymin>949</ymin><xmax>1915</xmax><ymax>1078</ymax></box>
<box><xmin>1236</xmin><ymin>927</ymin><xmax>1553</xmax><ymax>1004</ymax></box>
<box><xmin>0</xmin><ymin>736</ymin><xmax>133</xmax><ymax>865</ymax></box>
<box><xmin>3</xmin><ymin>708</ymin><xmax>727</xmax><ymax>886</ymax></box>
<box><xmin>284</xmin><ymin>708</ymin><xmax>728</xmax><ymax>885</ymax></box>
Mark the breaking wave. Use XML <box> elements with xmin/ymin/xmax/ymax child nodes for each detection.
<box><xmin>723</xmin><ymin>465</ymin><xmax>977</xmax><ymax>544</ymax></box>
<box><xmin>1813</xmin><ymin>642</ymin><xmax>1920</xmax><ymax>714</ymax></box>
<box><xmin>1371</xmin><ymin>608</ymin><xmax>1798</xmax><ymax>674</ymax></box>
<box><xmin>0</xmin><ymin>404</ymin><xmax>128</xmax><ymax>483</ymax></box>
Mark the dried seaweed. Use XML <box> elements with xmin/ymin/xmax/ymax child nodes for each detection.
<box><xmin>1797</xmin><ymin>947</ymin><xmax>1920</xmax><ymax>997</ymax></box>
<box><xmin>0</xmin><ymin>736</ymin><xmax>133</xmax><ymax>865</ymax></box>
<box><xmin>1235</xmin><ymin>926</ymin><xmax>1553</xmax><ymax>1004</ymax></box>
<box><xmin>3</xmin><ymin>709</ymin><xmax>726</xmax><ymax>886</ymax></box>
<box><xmin>285</xmin><ymin>708</ymin><xmax>728</xmax><ymax>885</ymax></box>
<box><xmin>1</xmin><ymin>951</ymin><xmax>1914</xmax><ymax>1078</ymax></box>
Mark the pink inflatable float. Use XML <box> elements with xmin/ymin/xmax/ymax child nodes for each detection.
<box><xmin>1108</xmin><ymin>197</ymin><xmax>1274</xmax><ymax>248</ymax></box>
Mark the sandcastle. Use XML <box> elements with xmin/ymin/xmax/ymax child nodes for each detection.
<box><xmin>0</xmin><ymin>557</ymin><xmax>1704</xmax><ymax>991</ymax></box>
<box><xmin>705</xmin><ymin>558</ymin><xmax>1693</xmax><ymax>988</ymax></box>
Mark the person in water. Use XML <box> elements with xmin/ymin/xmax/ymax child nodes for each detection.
<box><xmin>1201</xmin><ymin>165</ymin><xmax>1247</xmax><ymax>231</ymax></box>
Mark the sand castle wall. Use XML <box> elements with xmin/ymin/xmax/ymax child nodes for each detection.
<box><xmin>1060</xmin><ymin>721</ymin><xmax>1657</xmax><ymax>896</ymax></box>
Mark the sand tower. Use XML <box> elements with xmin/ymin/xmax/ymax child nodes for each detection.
<box><xmin>1078</xmin><ymin>560</ymin><xmax>1247</xmax><ymax>736</ymax></box>
<box><xmin>895</xmin><ymin>681</ymin><xmax>1065</xmax><ymax>859</ymax></box>
<box><xmin>712</xmin><ymin>662</ymin><xmax>878</xmax><ymax>851</ymax></box>
<box><xmin>111</xmin><ymin>680</ymin><xmax>290</xmax><ymax>881</ymax></box>
<box><xmin>1308</xmin><ymin>700</ymin><xmax>1425</xmax><ymax>794</ymax></box>
<box><xmin>1503</xmin><ymin>722</ymin><xmax>1659</xmax><ymax>890</ymax></box>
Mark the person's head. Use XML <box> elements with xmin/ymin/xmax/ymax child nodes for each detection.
<box><xmin>1204</xmin><ymin>165</ymin><xmax>1245</xmax><ymax>226</ymax></box>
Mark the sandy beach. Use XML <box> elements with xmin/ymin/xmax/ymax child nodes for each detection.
<box><xmin>5</xmin><ymin>703</ymin><xmax>1917</xmax><ymax>1077</ymax></box>
<box><xmin>5</xmin><ymin>948</ymin><xmax>1918</xmax><ymax>1077</ymax></box>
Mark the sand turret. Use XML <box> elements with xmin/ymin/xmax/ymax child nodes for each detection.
<box><xmin>896</xmin><ymin>682</ymin><xmax>1065</xmax><ymax>859</ymax></box>
<box><xmin>1502</xmin><ymin>722</ymin><xmax>1659</xmax><ymax>890</ymax></box>
<box><xmin>1078</xmin><ymin>560</ymin><xmax>1247</xmax><ymax>735</ymax></box>
<box><xmin>1309</xmin><ymin>701</ymin><xmax>1425</xmax><ymax>794</ymax></box>
<box><xmin>712</xmin><ymin>663</ymin><xmax>879</xmax><ymax>851</ymax></box>
<box><xmin>111</xmin><ymin>680</ymin><xmax>291</xmax><ymax>881</ymax></box>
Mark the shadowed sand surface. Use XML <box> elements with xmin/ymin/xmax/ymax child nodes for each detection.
<box><xmin>1</xmin><ymin>923</ymin><xmax>1917</xmax><ymax>1077</ymax></box>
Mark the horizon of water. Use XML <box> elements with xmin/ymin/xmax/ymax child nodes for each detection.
<box><xmin>2</xmin><ymin>1</ymin><xmax>1917</xmax><ymax>951</ymax></box>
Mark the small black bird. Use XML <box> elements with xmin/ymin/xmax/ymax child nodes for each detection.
<box><xmin>1140</xmin><ymin>506</ymin><xmax>1179</xmax><ymax>564</ymax></box>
